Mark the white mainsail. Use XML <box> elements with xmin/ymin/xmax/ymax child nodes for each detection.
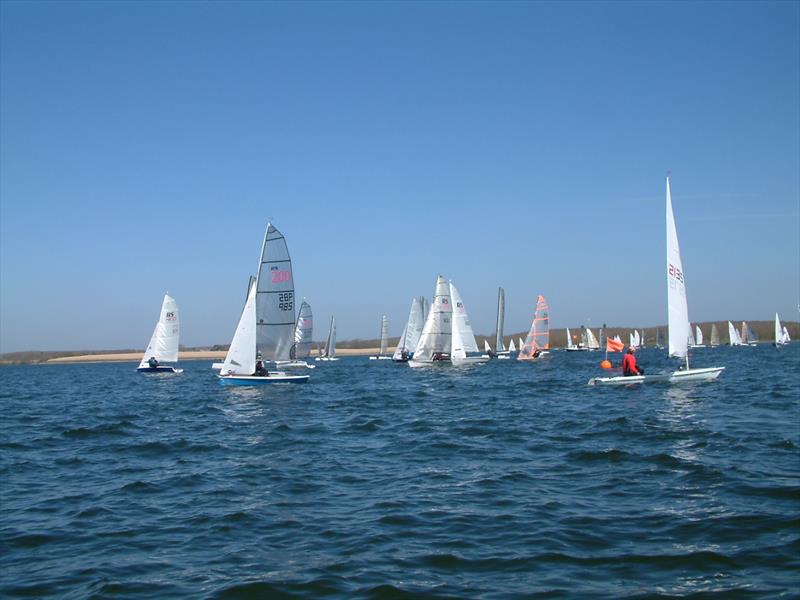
<box><xmin>710</xmin><ymin>323</ymin><xmax>720</xmax><ymax>346</ymax></box>
<box><xmin>695</xmin><ymin>325</ymin><xmax>704</xmax><ymax>345</ymax></box>
<box><xmin>449</xmin><ymin>281</ymin><xmax>480</xmax><ymax>359</ymax></box>
<box><xmin>566</xmin><ymin>328</ymin><xmax>575</xmax><ymax>349</ymax></box>
<box><xmin>782</xmin><ymin>326</ymin><xmax>791</xmax><ymax>344</ymax></box>
<box><xmin>221</xmin><ymin>281</ymin><xmax>257</xmax><ymax>375</ymax></box>
<box><xmin>586</xmin><ymin>328</ymin><xmax>600</xmax><ymax>349</ymax></box>
<box><xmin>519</xmin><ymin>337</ymin><xmax>524</xmax><ymax>349</ymax></box>
<box><xmin>666</xmin><ymin>177</ymin><xmax>690</xmax><ymax>360</ymax></box>
<box><xmin>139</xmin><ymin>294</ymin><xmax>180</xmax><ymax>368</ymax></box>
<box><xmin>293</xmin><ymin>300</ymin><xmax>313</xmax><ymax>358</ymax></box>
<box><xmin>688</xmin><ymin>326</ymin><xmax>696</xmax><ymax>346</ymax></box>
<box><xmin>508</xmin><ymin>338</ymin><xmax>516</xmax><ymax>352</ymax></box>
<box><xmin>256</xmin><ymin>224</ymin><xmax>296</xmax><ymax>362</ymax></box>
<box><xmin>728</xmin><ymin>321</ymin><xmax>742</xmax><ymax>345</ymax></box>
<box><xmin>495</xmin><ymin>287</ymin><xmax>506</xmax><ymax>352</ymax></box>
<box><xmin>393</xmin><ymin>298</ymin><xmax>424</xmax><ymax>359</ymax></box>
<box><xmin>412</xmin><ymin>275</ymin><xmax>452</xmax><ymax>362</ymax></box>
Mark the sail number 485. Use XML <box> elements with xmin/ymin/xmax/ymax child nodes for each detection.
<box><xmin>278</xmin><ymin>292</ymin><xmax>294</xmax><ymax>312</ymax></box>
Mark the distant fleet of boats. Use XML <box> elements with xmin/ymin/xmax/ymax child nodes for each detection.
<box><xmin>136</xmin><ymin>177</ymin><xmax>794</xmax><ymax>385</ymax></box>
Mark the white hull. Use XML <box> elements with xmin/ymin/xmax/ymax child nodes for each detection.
<box><xmin>497</xmin><ymin>354</ymin><xmax>511</xmax><ymax>360</ymax></box>
<box><xmin>368</xmin><ymin>355</ymin><xmax>393</xmax><ymax>360</ymax></box>
<box><xmin>588</xmin><ymin>366</ymin><xmax>725</xmax><ymax>386</ymax></box>
<box><xmin>274</xmin><ymin>360</ymin><xmax>315</xmax><ymax>369</ymax></box>
<box><xmin>315</xmin><ymin>356</ymin><xmax>339</xmax><ymax>362</ymax></box>
<box><xmin>451</xmin><ymin>355</ymin><xmax>490</xmax><ymax>366</ymax></box>
<box><xmin>566</xmin><ymin>347</ymin><xmax>589</xmax><ymax>352</ymax></box>
<box><xmin>218</xmin><ymin>371</ymin><xmax>310</xmax><ymax>385</ymax></box>
<box><xmin>408</xmin><ymin>359</ymin><xmax>450</xmax><ymax>368</ymax></box>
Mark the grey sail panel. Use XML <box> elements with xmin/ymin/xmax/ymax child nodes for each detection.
<box><xmin>495</xmin><ymin>287</ymin><xmax>505</xmax><ymax>352</ymax></box>
<box><xmin>294</xmin><ymin>300</ymin><xmax>313</xmax><ymax>358</ymax></box>
<box><xmin>256</xmin><ymin>224</ymin><xmax>296</xmax><ymax>361</ymax></box>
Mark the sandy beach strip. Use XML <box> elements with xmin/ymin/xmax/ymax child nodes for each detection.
<box><xmin>46</xmin><ymin>347</ymin><xmax>382</xmax><ymax>364</ymax></box>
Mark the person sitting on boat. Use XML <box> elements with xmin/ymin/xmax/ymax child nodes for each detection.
<box><xmin>401</xmin><ymin>349</ymin><xmax>409</xmax><ymax>361</ymax></box>
<box><xmin>147</xmin><ymin>356</ymin><xmax>159</xmax><ymax>369</ymax></box>
<box><xmin>255</xmin><ymin>354</ymin><xmax>268</xmax><ymax>376</ymax></box>
<box><xmin>622</xmin><ymin>347</ymin><xmax>643</xmax><ymax>376</ymax></box>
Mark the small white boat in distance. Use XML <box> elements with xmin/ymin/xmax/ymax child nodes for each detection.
<box><xmin>316</xmin><ymin>316</ymin><xmax>339</xmax><ymax>361</ymax></box>
<box><xmin>566</xmin><ymin>327</ymin><xmax>588</xmax><ymax>351</ymax></box>
<box><xmin>369</xmin><ymin>315</ymin><xmax>392</xmax><ymax>360</ymax></box>
<box><xmin>393</xmin><ymin>297</ymin><xmax>425</xmax><ymax>362</ymax></box>
<box><xmin>589</xmin><ymin>176</ymin><xmax>723</xmax><ymax>386</ymax></box>
<box><xmin>138</xmin><ymin>294</ymin><xmax>182</xmax><ymax>373</ymax></box>
<box><xmin>218</xmin><ymin>223</ymin><xmax>309</xmax><ymax>385</ymax></box>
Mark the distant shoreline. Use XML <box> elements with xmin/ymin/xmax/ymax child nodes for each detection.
<box><xmin>40</xmin><ymin>347</ymin><xmax>382</xmax><ymax>365</ymax></box>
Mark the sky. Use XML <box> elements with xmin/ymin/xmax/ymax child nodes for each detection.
<box><xmin>1</xmin><ymin>0</ymin><xmax>798</xmax><ymax>352</ymax></box>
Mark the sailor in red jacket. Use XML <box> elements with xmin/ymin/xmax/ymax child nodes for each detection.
<box><xmin>622</xmin><ymin>346</ymin><xmax>643</xmax><ymax>376</ymax></box>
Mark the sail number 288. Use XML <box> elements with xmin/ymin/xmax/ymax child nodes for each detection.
<box><xmin>278</xmin><ymin>292</ymin><xmax>294</xmax><ymax>312</ymax></box>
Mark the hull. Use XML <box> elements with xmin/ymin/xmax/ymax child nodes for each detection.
<box><xmin>219</xmin><ymin>372</ymin><xmax>310</xmax><ymax>385</ymax></box>
<box><xmin>274</xmin><ymin>360</ymin><xmax>315</xmax><ymax>369</ymax></box>
<box><xmin>565</xmin><ymin>347</ymin><xmax>589</xmax><ymax>352</ymax></box>
<box><xmin>408</xmin><ymin>359</ymin><xmax>450</xmax><ymax>368</ymax></box>
<box><xmin>368</xmin><ymin>355</ymin><xmax>393</xmax><ymax>360</ymax></box>
<box><xmin>137</xmin><ymin>365</ymin><xmax>182</xmax><ymax>373</ymax></box>
<box><xmin>451</xmin><ymin>356</ymin><xmax>490</xmax><ymax>366</ymax></box>
<box><xmin>588</xmin><ymin>366</ymin><xmax>724</xmax><ymax>386</ymax></box>
<box><xmin>314</xmin><ymin>357</ymin><xmax>339</xmax><ymax>362</ymax></box>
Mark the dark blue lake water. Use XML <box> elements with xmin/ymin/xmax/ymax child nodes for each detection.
<box><xmin>1</xmin><ymin>345</ymin><xmax>798</xmax><ymax>599</ymax></box>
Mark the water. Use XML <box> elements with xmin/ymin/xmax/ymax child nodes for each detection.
<box><xmin>1</xmin><ymin>345</ymin><xmax>798</xmax><ymax>599</ymax></box>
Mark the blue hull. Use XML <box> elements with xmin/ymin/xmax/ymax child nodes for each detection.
<box><xmin>137</xmin><ymin>366</ymin><xmax>179</xmax><ymax>373</ymax></box>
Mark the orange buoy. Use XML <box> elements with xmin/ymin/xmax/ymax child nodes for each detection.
<box><xmin>600</xmin><ymin>359</ymin><xmax>612</xmax><ymax>369</ymax></box>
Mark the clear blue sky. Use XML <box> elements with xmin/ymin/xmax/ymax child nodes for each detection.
<box><xmin>1</xmin><ymin>0</ymin><xmax>798</xmax><ymax>352</ymax></box>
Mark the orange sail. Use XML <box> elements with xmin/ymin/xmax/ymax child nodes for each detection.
<box><xmin>606</xmin><ymin>337</ymin><xmax>624</xmax><ymax>352</ymax></box>
<box><xmin>518</xmin><ymin>295</ymin><xmax>549</xmax><ymax>361</ymax></box>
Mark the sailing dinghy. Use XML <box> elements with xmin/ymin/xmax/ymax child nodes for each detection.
<box><xmin>408</xmin><ymin>276</ymin><xmax>452</xmax><ymax>367</ymax></box>
<box><xmin>276</xmin><ymin>299</ymin><xmax>315</xmax><ymax>369</ymax></box>
<box><xmin>495</xmin><ymin>287</ymin><xmax>511</xmax><ymax>358</ymax></box>
<box><xmin>393</xmin><ymin>298</ymin><xmax>425</xmax><ymax>362</ymax></box>
<box><xmin>138</xmin><ymin>294</ymin><xmax>182</xmax><ymax>373</ymax></box>
<box><xmin>589</xmin><ymin>176</ymin><xmax>724</xmax><ymax>385</ymax></box>
<box><xmin>518</xmin><ymin>295</ymin><xmax>550</xmax><ymax>360</ymax></box>
<box><xmin>449</xmin><ymin>281</ymin><xmax>490</xmax><ymax>366</ymax></box>
<box><xmin>316</xmin><ymin>316</ymin><xmax>339</xmax><ymax>361</ymax></box>
<box><xmin>369</xmin><ymin>315</ymin><xmax>392</xmax><ymax>360</ymax></box>
<box><xmin>218</xmin><ymin>223</ymin><xmax>309</xmax><ymax>385</ymax></box>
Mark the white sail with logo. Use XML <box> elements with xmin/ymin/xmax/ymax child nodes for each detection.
<box><xmin>138</xmin><ymin>294</ymin><xmax>180</xmax><ymax>370</ymax></box>
<box><xmin>293</xmin><ymin>300</ymin><xmax>313</xmax><ymax>358</ymax></box>
<box><xmin>256</xmin><ymin>224</ymin><xmax>296</xmax><ymax>362</ymax></box>
<box><xmin>410</xmin><ymin>275</ymin><xmax>452</xmax><ymax>365</ymax></box>
<box><xmin>449</xmin><ymin>281</ymin><xmax>488</xmax><ymax>365</ymax></box>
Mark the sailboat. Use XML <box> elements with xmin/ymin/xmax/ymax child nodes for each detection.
<box><xmin>728</xmin><ymin>321</ymin><xmax>743</xmax><ymax>346</ymax></box>
<box><xmin>518</xmin><ymin>295</ymin><xmax>550</xmax><ymax>360</ymax></box>
<box><xmin>369</xmin><ymin>315</ymin><xmax>392</xmax><ymax>360</ymax></box>
<box><xmin>495</xmin><ymin>287</ymin><xmax>511</xmax><ymax>358</ymax></box>
<box><xmin>218</xmin><ymin>223</ymin><xmax>310</xmax><ymax>384</ymax></box>
<box><xmin>449</xmin><ymin>281</ymin><xmax>490</xmax><ymax>366</ymax></box>
<box><xmin>276</xmin><ymin>299</ymin><xmax>315</xmax><ymax>369</ymax></box>
<box><xmin>138</xmin><ymin>293</ymin><xmax>182</xmax><ymax>373</ymax></box>
<box><xmin>690</xmin><ymin>324</ymin><xmax>706</xmax><ymax>348</ymax></box>
<box><xmin>393</xmin><ymin>298</ymin><xmax>425</xmax><ymax>362</ymax></box>
<box><xmin>518</xmin><ymin>337</ymin><xmax>525</xmax><ymax>350</ymax></box>
<box><xmin>409</xmin><ymin>276</ymin><xmax>452</xmax><ymax>367</ymax></box>
<box><xmin>741</xmin><ymin>321</ymin><xmax>758</xmax><ymax>346</ymax></box>
<box><xmin>709</xmin><ymin>323</ymin><xmax>720</xmax><ymax>347</ymax></box>
<box><xmin>782</xmin><ymin>326</ymin><xmax>791</xmax><ymax>345</ymax></box>
<box><xmin>586</xmin><ymin>328</ymin><xmax>600</xmax><ymax>350</ymax></box>
<box><xmin>566</xmin><ymin>327</ymin><xmax>586</xmax><ymax>351</ymax></box>
<box><xmin>655</xmin><ymin>328</ymin><xmax>664</xmax><ymax>349</ymax></box>
<box><xmin>589</xmin><ymin>176</ymin><xmax>724</xmax><ymax>385</ymax></box>
<box><xmin>316</xmin><ymin>316</ymin><xmax>339</xmax><ymax>361</ymax></box>
<box><xmin>774</xmin><ymin>313</ymin><xmax>787</xmax><ymax>346</ymax></box>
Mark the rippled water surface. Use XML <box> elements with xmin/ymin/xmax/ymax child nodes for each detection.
<box><xmin>1</xmin><ymin>345</ymin><xmax>798</xmax><ymax>598</ymax></box>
